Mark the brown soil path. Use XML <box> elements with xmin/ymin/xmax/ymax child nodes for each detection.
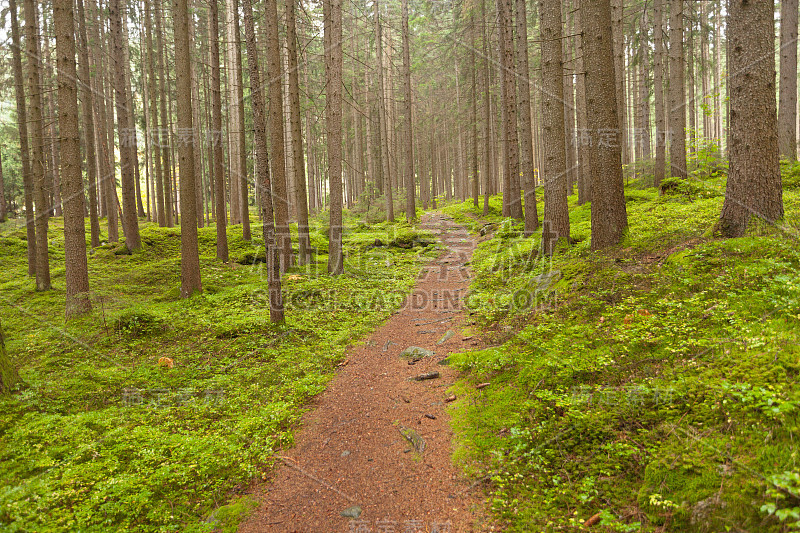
<box><xmin>239</xmin><ymin>213</ymin><xmax>491</xmax><ymax>533</ymax></box>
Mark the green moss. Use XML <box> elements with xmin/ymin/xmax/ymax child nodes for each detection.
<box><xmin>445</xmin><ymin>172</ymin><xmax>800</xmax><ymax>531</ymax></box>
<box><xmin>0</xmin><ymin>209</ymin><xmax>437</xmax><ymax>532</ymax></box>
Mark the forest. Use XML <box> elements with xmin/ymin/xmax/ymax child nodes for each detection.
<box><xmin>1</xmin><ymin>0</ymin><xmax>799</xmax><ymax>530</ymax></box>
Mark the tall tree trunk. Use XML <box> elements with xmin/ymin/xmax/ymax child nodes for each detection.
<box><xmin>326</xmin><ymin>0</ymin><xmax>345</xmax><ymax>274</ymax></box>
<box><xmin>265</xmin><ymin>0</ymin><xmax>293</xmax><ymax>271</ymax></box>
<box><xmin>497</xmin><ymin>0</ymin><xmax>524</xmax><ymax>220</ymax></box>
<box><xmin>779</xmin><ymin>0</ymin><xmax>798</xmax><ymax>160</ymax></box>
<box><xmin>145</xmin><ymin>0</ymin><xmax>166</xmax><ymax>226</ymax></box>
<box><xmin>242</xmin><ymin>0</ymin><xmax>284</xmax><ymax>321</ymax></box>
<box><xmin>121</xmin><ymin>10</ymin><xmax>146</xmax><ymax>219</ymax></box>
<box><xmin>498</xmin><ymin>0</ymin><xmax>522</xmax><ymax>219</ymax></box>
<box><xmin>401</xmin><ymin>0</ymin><xmax>416</xmax><ymax>221</ymax></box>
<box><xmin>700</xmin><ymin>1</ymin><xmax>711</xmax><ymax>145</ymax></box>
<box><xmin>517</xmin><ymin>0</ymin><xmax>538</xmax><ymax>234</ymax></box>
<box><xmin>611</xmin><ymin>0</ymin><xmax>627</xmax><ymax>166</ymax></box>
<box><xmin>42</xmin><ymin>15</ymin><xmax>61</xmax><ymax>219</ymax></box>
<box><xmin>653</xmin><ymin>0</ymin><xmax>666</xmax><ymax>187</ymax></box>
<box><xmin>286</xmin><ymin>0</ymin><xmax>311</xmax><ymax>263</ymax></box>
<box><xmin>639</xmin><ymin>6</ymin><xmax>651</xmax><ymax>160</ymax></box>
<box><xmin>10</xmin><ymin>0</ymin><xmax>36</xmax><ymax>275</ymax></box>
<box><xmin>668</xmin><ymin>0</ymin><xmax>688</xmax><ymax>179</ymax></box>
<box><xmin>470</xmin><ymin>13</ymin><xmax>480</xmax><ymax>208</ymax></box>
<box><xmin>375</xmin><ymin>0</ymin><xmax>394</xmax><ymax>221</ymax></box>
<box><xmin>104</xmin><ymin>17</ymin><xmax>122</xmax><ymax>240</ymax></box>
<box><xmin>718</xmin><ymin>0</ymin><xmax>783</xmax><ymax>236</ymax></box>
<box><xmin>714</xmin><ymin>1</ymin><xmax>723</xmax><ymax>153</ymax></box>
<box><xmin>481</xmin><ymin>0</ymin><xmax>492</xmax><ymax>215</ymax></box>
<box><xmin>25</xmin><ymin>0</ymin><xmax>51</xmax><ymax>290</ymax></box>
<box><xmin>581</xmin><ymin>0</ymin><xmax>627</xmax><ymax>249</ymax></box>
<box><xmin>188</xmin><ymin>3</ymin><xmax>204</xmax><ymax>230</ymax></box>
<box><xmin>574</xmin><ymin>0</ymin><xmax>591</xmax><ymax>205</ymax></box>
<box><xmin>55</xmin><ymin>0</ymin><xmax>92</xmax><ymax>316</ymax></box>
<box><xmin>562</xmin><ymin>0</ymin><xmax>577</xmax><ymax>195</ymax></box>
<box><xmin>225</xmin><ymin>0</ymin><xmax>241</xmax><ymax>226</ymax></box>
<box><xmin>77</xmin><ymin>0</ymin><xmax>101</xmax><ymax>247</ymax></box>
<box><xmin>0</xmin><ymin>152</ymin><xmax>5</xmax><ymax>223</ymax></box>
<box><xmin>155</xmin><ymin>0</ymin><xmax>174</xmax><ymax>227</ymax></box>
<box><xmin>233</xmin><ymin>0</ymin><xmax>250</xmax><ymax>239</ymax></box>
<box><xmin>209</xmin><ymin>0</ymin><xmax>228</xmax><ymax>261</ymax></box>
<box><xmin>540</xmin><ymin>0</ymin><xmax>570</xmax><ymax>254</ymax></box>
<box><xmin>110</xmin><ymin>0</ymin><xmax>141</xmax><ymax>249</ymax></box>
<box><xmin>687</xmin><ymin>5</ymin><xmax>696</xmax><ymax>159</ymax></box>
<box><xmin>174</xmin><ymin>0</ymin><xmax>202</xmax><ymax>296</ymax></box>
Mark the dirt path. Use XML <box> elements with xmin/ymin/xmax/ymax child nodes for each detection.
<box><xmin>240</xmin><ymin>213</ymin><xmax>491</xmax><ymax>533</ymax></box>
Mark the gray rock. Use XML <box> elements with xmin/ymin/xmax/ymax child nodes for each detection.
<box><xmin>399</xmin><ymin>346</ymin><xmax>435</xmax><ymax>360</ymax></box>
<box><xmin>436</xmin><ymin>330</ymin><xmax>455</xmax><ymax>345</ymax></box>
<box><xmin>341</xmin><ymin>505</ymin><xmax>362</xmax><ymax>519</ymax></box>
<box><xmin>341</xmin><ymin>450</ymin><xmax>351</xmax><ymax>457</ymax></box>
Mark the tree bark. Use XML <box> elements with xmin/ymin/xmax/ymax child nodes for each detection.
<box><xmin>718</xmin><ymin>0</ymin><xmax>783</xmax><ymax>236</ymax></box>
<box><xmin>55</xmin><ymin>0</ymin><xmax>92</xmax><ymax>316</ymax></box>
<box><xmin>668</xmin><ymin>0</ymin><xmax>687</xmax><ymax>179</ymax></box>
<box><xmin>286</xmin><ymin>0</ymin><xmax>311</xmax><ymax>263</ymax></box>
<box><xmin>375</xmin><ymin>0</ymin><xmax>394</xmax><ymax>222</ymax></box>
<box><xmin>242</xmin><ymin>0</ymin><xmax>284</xmax><ymax>321</ymax></box>
<box><xmin>25</xmin><ymin>0</ymin><xmax>51</xmax><ymax>291</ymax></box>
<box><xmin>174</xmin><ymin>0</ymin><xmax>202</xmax><ymax>297</ymax></box>
<box><xmin>653</xmin><ymin>0</ymin><xmax>666</xmax><ymax>187</ymax></box>
<box><xmin>574</xmin><ymin>0</ymin><xmax>591</xmax><ymax>205</ymax></box>
<box><xmin>77</xmin><ymin>0</ymin><xmax>101</xmax><ymax>248</ymax></box>
<box><xmin>611</xmin><ymin>0</ymin><xmax>627</xmax><ymax>166</ymax></box>
<box><xmin>0</xmin><ymin>151</ymin><xmax>6</xmax><ymax>223</ymax></box>
<box><xmin>145</xmin><ymin>0</ymin><xmax>166</xmax><ymax>226</ymax></box>
<box><xmin>326</xmin><ymin>0</ymin><xmax>345</xmax><ymax>274</ymax></box>
<box><xmin>481</xmin><ymin>0</ymin><xmax>492</xmax><ymax>215</ymax></box>
<box><xmin>233</xmin><ymin>0</ymin><xmax>250</xmax><ymax>239</ymax></box>
<box><xmin>401</xmin><ymin>0</ymin><xmax>416</xmax><ymax>221</ymax></box>
<box><xmin>110</xmin><ymin>0</ymin><xmax>141</xmax><ymax>249</ymax></box>
<box><xmin>209</xmin><ymin>0</ymin><xmax>228</xmax><ymax>261</ymax></box>
<box><xmin>540</xmin><ymin>0</ymin><xmax>570</xmax><ymax>254</ymax></box>
<box><xmin>498</xmin><ymin>0</ymin><xmax>523</xmax><ymax>219</ymax></box>
<box><xmin>265</xmin><ymin>0</ymin><xmax>293</xmax><ymax>271</ymax></box>
<box><xmin>155</xmin><ymin>0</ymin><xmax>174</xmax><ymax>227</ymax></box>
<box><xmin>9</xmin><ymin>0</ymin><xmax>36</xmax><ymax>275</ymax></box>
<box><xmin>562</xmin><ymin>0</ymin><xmax>577</xmax><ymax>195</ymax></box>
<box><xmin>779</xmin><ymin>0</ymin><xmax>798</xmax><ymax>160</ymax></box>
<box><xmin>639</xmin><ymin>6</ymin><xmax>651</xmax><ymax>161</ymax></box>
<box><xmin>581</xmin><ymin>0</ymin><xmax>627</xmax><ymax>249</ymax></box>
<box><xmin>517</xmin><ymin>0</ymin><xmax>538</xmax><ymax>234</ymax></box>
<box><xmin>471</xmin><ymin>13</ymin><xmax>480</xmax><ymax>208</ymax></box>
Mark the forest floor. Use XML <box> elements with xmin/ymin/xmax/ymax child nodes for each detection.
<box><xmin>239</xmin><ymin>212</ymin><xmax>493</xmax><ymax>532</ymax></box>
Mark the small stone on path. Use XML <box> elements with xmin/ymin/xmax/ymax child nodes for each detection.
<box><xmin>340</xmin><ymin>505</ymin><xmax>362</xmax><ymax>519</ymax></box>
<box><xmin>436</xmin><ymin>330</ymin><xmax>455</xmax><ymax>345</ymax></box>
<box><xmin>410</xmin><ymin>371</ymin><xmax>440</xmax><ymax>381</ymax></box>
<box><xmin>399</xmin><ymin>346</ymin><xmax>435</xmax><ymax>360</ymax></box>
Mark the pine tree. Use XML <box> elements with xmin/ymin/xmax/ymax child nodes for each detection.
<box><xmin>718</xmin><ymin>0</ymin><xmax>783</xmax><ymax>236</ymax></box>
<box><xmin>581</xmin><ymin>0</ymin><xmax>628</xmax><ymax>249</ymax></box>
<box><xmin>54</xmin><ymin>0</ymin><xmax>92</xmax><ymax>316</ymax></box>
<box><xmin>174</xmin><ymin>0</ymin><xmax>202</xmax><ymax>297</ymax></box>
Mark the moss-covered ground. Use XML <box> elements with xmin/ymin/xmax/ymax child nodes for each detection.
<box><xmin>443</xmin><ymin>162</ymin><xmax>800</xmax><ymax>532</ymax></box>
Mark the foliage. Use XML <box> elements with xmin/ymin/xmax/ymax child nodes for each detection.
<box><xmin>444</xmin><ymin>169</ymin><xmax>800</xmax><ymax>532</ymax></box>
<box><xmin>0</xmin><ymin>210</ymin><xmax>439</xmax><ymax>532</ymax></box>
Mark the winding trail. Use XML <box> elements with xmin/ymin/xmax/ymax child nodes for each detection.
<box><xmin>240</xmin><ymin>212</ymin><xmax>491</xmax><ymax>533</ymax></box>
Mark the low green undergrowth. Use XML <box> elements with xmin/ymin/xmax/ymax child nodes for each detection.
<box><xmin>0</xmin><ymin>211</ymin><xmax>437</xmax><ymax>532</ymax></box>
<box><xmin>446</xmin><ymin>174</ymin><xmax>800</xmax><ymax>531</ymax></box>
